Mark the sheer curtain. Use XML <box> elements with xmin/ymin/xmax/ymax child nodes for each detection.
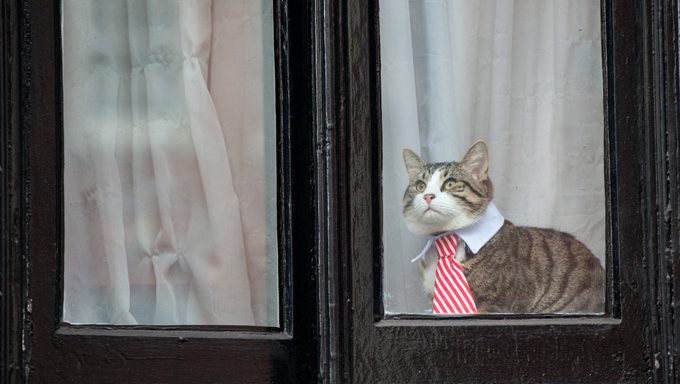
<box><xmin>63</xmin><ymin>0</ymin><xmax>278</xmax><ymax>326</ymax></box>
<box><xmin>381</xmin><ymin>0</ymin><xmax>605</xmax><ymax>314</ymax></box>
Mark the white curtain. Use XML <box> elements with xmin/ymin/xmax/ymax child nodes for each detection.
<box><xmin>381</xmin><ymin>0</ymin><xmax>605</xmax><ymax>314</ymax></box>
<box><xmin>62</xmin><ymin>0</ymin><xmax>278</xmax><ymax>326</ymax></box>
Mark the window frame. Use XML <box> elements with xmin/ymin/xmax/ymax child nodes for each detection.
<box><xmin>334</xmin><ymin>0</ymin><xmax>680</xmax><ymax>382</ymax></box>
<box><xmin>2</xmin><ymin>0</ymin><xmax>679</xmax><ymax>383</ymax></box>
<box><xmin>1</xmin><ymin>0</ymin><xmax>331</xmax><ymax>382</ymax></box>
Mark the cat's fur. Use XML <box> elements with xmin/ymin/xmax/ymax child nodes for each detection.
<box><xmin>403</xmin><ymin>141</ymin><xmax>605</xmax><ymax>313</ymax></box>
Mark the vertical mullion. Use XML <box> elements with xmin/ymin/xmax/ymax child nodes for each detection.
<box><xmin>646</xmin><ymin>0</ymin><xmax>680</xmax><ymax>382</ymax></box>
<box><xmin>669</xmin><ymin>3</ymin><xmax>680</xmax><ymax>381</ymax></box>
<box><xmin>333</xmin><ymin>0</ymin><xmax>352</xmax><ymax>382</ymax></box>
<box><xmin>287</xmin><ymin>0</ymin><xmax>325</xmax><ymax>382</ymax></box>
<box><xmin>644</xmin><ymin>0</ymin><xmax>680</xmax><ymax>381</ymax></box>
<box><xmin>657</xmin><ymin>0</ymin><xmax>680</xmax><ymax>381</ymax></box>
<box><xmin>1</xmin><ymin>0</ymin><xmax>22</xmax><ymax>383</ymax></box>
<box><xmin>313</xmin><ymin>0</ymin><xmax>330</xmax><ymax>378</ymax></box>
<box><xmin>314</xmin><ymin>0</ymin><xmax>340</xmax><ymax>381</ymax></box>
<box><xmin>640</xmin><ymin>0</ymin><xmax>663</xmax><ymax>381</ymax></box>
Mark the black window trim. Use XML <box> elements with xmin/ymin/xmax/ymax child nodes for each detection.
<box><xmin>2</xmin><ymin>0</ymin><xmax>679</xmax><ymax>382</ymax></box>
<box><xmin>1</xmin><ymin>0</ymin><xmax>329</xmax><ymax>382</ymax></box>
<box><xmin>336</xmin><ymin>0</ymin><xmax>679</xmax><ymax>382</ymax></box>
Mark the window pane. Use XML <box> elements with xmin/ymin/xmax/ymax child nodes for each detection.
<box><xmin>380</xmin><ymin>0</ymin><xmax>605</xmax><ymax>315</ymax></box>
<box><xmin>62</xmin><ymin>0</ymin><xmax>278</xmax><ymax>326</ymax></box>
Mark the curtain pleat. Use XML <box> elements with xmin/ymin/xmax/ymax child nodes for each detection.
<box><xmin>64</xmin><ymin>0</ymin><xmax>276</xmax><ymax>326</ymax></box>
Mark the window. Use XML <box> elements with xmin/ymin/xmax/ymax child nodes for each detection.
<box><xmin>2</xmin><ymin>1</ymin><xmax>321</xmax><ymax>382</ymax></box>
<box><xmin>62</xmin><ymin>0</ymin><xmax>279</xmax><ymax>327</ymax></box>
<box><xmin>340</xmin><ymin>0</ymin><xmax>678</xmax><ymax>382</ymax></box>
<box><xmin>1</xmin><ymin>0</ymin><xmax>678</xmax><ymax>383</ymax></box>
<box><xmin>380</xmin><ymin>0</ymin><xmax>607</xmax><ymax>317</ymax></box>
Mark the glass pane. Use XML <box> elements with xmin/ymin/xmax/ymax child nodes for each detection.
<box><xmin>380</xmin><ymin>0</ymin><xmax>606</xmax><ymax>315</ymax></box>
<box><xmin>62</xmin><ymin>0</ymin><xmax>278</xmax><ymax>326</ymax></box>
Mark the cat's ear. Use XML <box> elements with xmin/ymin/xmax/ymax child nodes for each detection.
<box><xmin>403</xmin><ymin>149</ymin><xmax>426</xmax><ymax>179</ymax></box>
<box><xmin>461</xmin><ymin>141</ymin><xmax>489</xmax><ymax>182</ymax></box>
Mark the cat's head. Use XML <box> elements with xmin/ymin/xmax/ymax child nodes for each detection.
<box><xmin>402</xmin><ymin>141</ymin><xmax>493</xmax><ymax>235</ymax></box>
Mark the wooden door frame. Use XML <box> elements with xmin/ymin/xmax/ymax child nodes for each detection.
<box><xmin>2</xmin><ymin>0</ymin><xmax>679</xmax><ymax>382</ymax></box>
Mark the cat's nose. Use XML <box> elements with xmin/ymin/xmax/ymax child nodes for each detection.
<box><xmin>423</xmin><ymin>194</ymin><xmax>435</xmax><ymax>203</ymax></box>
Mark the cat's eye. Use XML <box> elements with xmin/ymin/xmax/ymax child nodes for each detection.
<box><xmin>444</xmin><ymin>179</ymin><xmax>463</xmax><ymax>192</ymax></box>
<box><xmin>414</xmin><ymin>181</ymin><xmax>426</xmax><ymax>192</ymax></box>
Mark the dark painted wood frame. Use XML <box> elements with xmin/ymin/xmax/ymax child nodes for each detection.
<box><xmin>1</xmin><ymin>0</ymin><xmax>22</xmax><ymax>382</ymax></box>
<box><xmin>337</xmin><ymin>0</ymin><xmax>680</xmax><ymax>382</ymax></box>
<box><xmin>1</xmin><ymin>0</ymin><xmax>333</xmax><ymax>382</ymax></box>
<box><xmin>2</xmin><ymin>0</ymin><xmax>679</xmax><ymax>383</ymax></box>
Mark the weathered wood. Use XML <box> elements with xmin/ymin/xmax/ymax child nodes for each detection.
<box><xmin>6</xmin><ymin>0</ymin><xmax>324</xmax><ymax>383</ymax></box>
<box><xmin>1</xmin><ymin>0</ymin><xmax>23</xmax><ymax>383</ymax></box>
<box><xmin>341</xmin><ymin>0</ymin><xmax>673</xmax><ymax>382</ymax></box>
<box><xmin>644</xmin><ymin>0</ymin><xmax>680</xmax><ymax>381</ymax></box>
<box><xmin>3</xmin><ymin>0</ymin><xmax>680</xmax><ymax>382</ymax></box>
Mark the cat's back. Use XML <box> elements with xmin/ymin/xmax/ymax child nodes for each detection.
<box><xmin>464</xmin><ymin>221</ymin><xmax>605</xmax><ymax>314</ymax></box>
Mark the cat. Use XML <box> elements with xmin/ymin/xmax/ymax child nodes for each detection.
<box><xmin>402</xmin><ymin>141</ymin><xmax>605</xmax><ymax>314</ymax></box>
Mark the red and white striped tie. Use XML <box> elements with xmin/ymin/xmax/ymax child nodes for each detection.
<box><xmin>432</xmin><ymin>234</ymin><xmax>477</xmax><ymax>314</ymax></box>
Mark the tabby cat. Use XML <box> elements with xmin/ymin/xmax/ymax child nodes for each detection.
<box><xmin>403</xmin><ymin>141</ymin><xmax>604</xmax><ymax>313</ymax></box>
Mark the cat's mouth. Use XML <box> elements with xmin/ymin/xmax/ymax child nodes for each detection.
<box><xmin>423</xmin><ymin>207</ymin><xmax>442</xmax><ymax>216</ymax></box>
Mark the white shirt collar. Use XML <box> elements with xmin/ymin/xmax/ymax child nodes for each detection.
<box><xmin>411</xmin><ymin>201</ymin><xmax>505</xmax><ymax>263</ymax></box>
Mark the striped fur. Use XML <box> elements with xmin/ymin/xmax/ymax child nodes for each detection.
<box><xmin>403</xmin><ymin>142</ymin><xmax>605</xmax><ymax>314</ymax></box>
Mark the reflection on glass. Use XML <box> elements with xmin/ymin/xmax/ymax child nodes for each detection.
<box><xmin>63</xmin><ymin>0</ymin><xmax>278</xmax><ymax>326</ymax></box>
<box><xmin>381</xmin><ymin>0</ymin><xmax>605</xmax><ymax>315</ymax></box>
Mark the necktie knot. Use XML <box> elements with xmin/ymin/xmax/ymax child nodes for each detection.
<box><xmin>434</xmin><ymin>233</ymin><xmax>458</xmax><ymax>259</ymax></box>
